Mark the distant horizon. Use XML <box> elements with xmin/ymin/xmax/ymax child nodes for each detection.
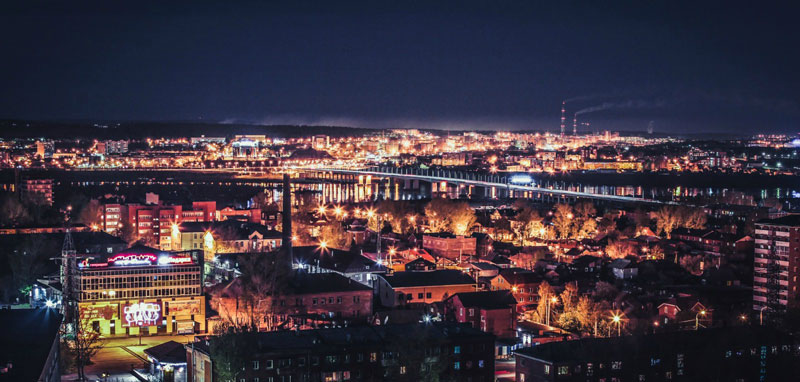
<box><xmin>0</xmin><ymin>117</ymin><xmax>780</xmax><ymax>139</ymax></box>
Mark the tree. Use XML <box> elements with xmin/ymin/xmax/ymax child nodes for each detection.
<box><xmin>576</xmin><ymin>218</ymin><xmax>598</xmax><ymax>240</ymax></box>
<box><xmin>592</xmin><ymin>282</ymin><xmax>619</xmax><ymax>301</ymax></box>
<box><xmin>555</xmin><ymin>283</ymin><xmax>581</xmax><ymax>332</ymax></box>
<box><xmin>632</xmin><ymin>207</ymin><xmax>652</xmax><ymax>233</ymax></box>
<box><xmin>63</xmin><ymin>309</ymin><xmax>104</xmax><ymax>381</ymax></box>
<box><xmin>0</xmin><ymin>192</ymin><xmax>30</xmax><ymax>226</ymax></box>
<box><xmin>647</xmin><ymin>245</ymin><xmax>665</xmax><ymax>260</ymax></box>
<box><xmin>531</xmin><ymin>282</ymin><xmax>555</xmax><ymax>324</ymax></box>
<box><xmin>683</xmin><ymin>208</ymin><xmax>707</xmax><ymax>230</ymax></box>
<box><xmin>235</xmin><ymin>252</ymin><xmax>291</xmax><ymax>331</ymax></box>
<box><xmin>210</xmin><ymin>321</ymin><xmax>257</xmax><ymax>382</ymax></box>
<box><xmin>573</xmin><ymin>201</ymin><xmax>596</xmax><ymax>220</ymax></box>
<box><xmin>654</xmin><ymin>206</ymin><xmax>680</xmax><ymax>238</ymax></box>
<box><xmin>8</xmin><ymin>235</ymin><xmax>52</xmax><ymax>300</ymax></box>
<box><xmin>77</xmin><ymin>199</ymin><xmax>103</xmax><ymax>228</ymax></box>
<box><xmin>319</xmin><ymin>222</ymin><xmax>350</xmax><ymax>250</ymax></box>
<box><xmin>516</xmin><ymin>207</ymin><xmax>542</xmax><ymax>242</ymax></box>
<box><xmin>424</xmin><ymin>199</ymin><xmax>475</xmax><ymax>236</ymax></box>
<box><xmin>605</xmin><ymin>239</ymin><xmax>631</xmax><ymax>259</ymax></box>
<box><xmin>449</xmin><ymin>204</ymin><xmax>476</xmax><ymax>236</ymax></box>
<box><xmin>679</xmin><ymin>254</ymin><xmax>704</xmax><ymax>275</ymax></box>
<box><xmin>424</xmin><ymin>199</ymin><xmax>451</xmax><ymax>233</ymax></box>
<box><xmin>552</xmin><ymin>204</ymin><xmax>574</xmax><ymax>239</ymax></box>
<box><xmin>378</xmin><ymin>200</ymin><xmax>414</xmax><ymax>234</ymax></box>
<box><xmin>118</xmin><ymin>220</ymin><xmax>137</xmax><ymax>244</ymax></box>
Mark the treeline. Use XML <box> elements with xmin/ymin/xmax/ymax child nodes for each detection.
<box><xmin>0</xmin><ymin>120</ymin><xmax>373</xmax><ymax>140</ymax></box>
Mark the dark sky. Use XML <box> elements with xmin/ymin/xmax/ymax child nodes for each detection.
<box><xmin>1</xmin><ymin>0</ymin><xmax>798</xmax><ymax>134</ymax></box>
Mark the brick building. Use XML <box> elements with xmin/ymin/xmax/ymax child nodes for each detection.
<box><xmin>211</xmin><ymin>270</ymin><xmax>374</xmax><ymax>330</ymax></box>
<box><xmin>423</xmin><ymin>233</ymin><xmax>477</xmax><ymax>261</ymax></box>
<box><xmin>444</xmin><ymin>290</ymin><xmax>517</xmax><ymax>339</ymax></box>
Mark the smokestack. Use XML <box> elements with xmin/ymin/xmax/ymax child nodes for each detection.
<box><xmin>573</xmin><ymin>113</ymin><xmax>577</xmax><ymax>136</ymax></box>
<box><xmin>560</xmin><ymin>101</ymin><xmax>566</xmax><ymax>137</ymax></box>
<box><xmin>282</xmin><ymin>173</ymin><xmax>293</xmax><ymax>262</ymax></box>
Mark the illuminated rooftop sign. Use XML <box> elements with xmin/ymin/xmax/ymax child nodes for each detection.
<box><xmin>78</xmin><ymin>253</ymin><xmax>194</xmax><ymax>268</ymax></box>
<box><xmin>109</xmin><ymin>253</ymin><xmax>157</xmax><ymax>266</ymax></box>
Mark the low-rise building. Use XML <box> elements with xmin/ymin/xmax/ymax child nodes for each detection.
<box><xmin>375</xmin><ymin>270</ymin><xmax>477</xmax><ymax>308</ymax></box>
<box><xmin>444</xmin><ymin>290</ymin><xmax>517</xmax><ymax>339</ymax></box>
<box><xmin>514</xmin><ymin>327</ymin><xmax>797</xmax><ymax>381</ymax></box>
<box><xmin>187</xmin><ymin>323</ymin><xmax>495</xmax><ymax>382</ymax></box>
<box><xmin>423</xmin><ymin>233</ymin><xmax>477</xmax><ymax>261</ymax></box>
<box><xmin>74</xmin><ymin>245</ymin><xmax>206</xmax><ymax>337</ymax></box>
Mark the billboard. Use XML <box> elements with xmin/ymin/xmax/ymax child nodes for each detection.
<box><xmin>82</xmin><ymin>303</ymin><xmax>119</xmax><ymax>320</ymax></box>
<box><xmin>122</xmin><ymin>301</ymin><xmax>162</xmax><ymax>327</ymax></box>
<box><xmin>167</xmin><ymin>300</ymin><xmax>201</xmax><ymax>317</ymax></box>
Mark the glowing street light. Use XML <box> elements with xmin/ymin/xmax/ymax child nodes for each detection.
<box><xmin>695</xmin><ymin>310</ymin><xmax>706</xmax><ymax>330</ymax></box>
<box><xmin>317</xmin><ymin>205</ymin><xmax>327</xmax><ymax>215</ymax></box>
<box><xmin>612</xmin><ymin>314</ymin><xmax>622</xmax><ymax>336</ymax></box>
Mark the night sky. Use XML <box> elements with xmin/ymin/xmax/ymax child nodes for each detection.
<box><xmin>1</xmin><ymin>1</ymin><xmax>798</xmax><ymax>134</ymax></box>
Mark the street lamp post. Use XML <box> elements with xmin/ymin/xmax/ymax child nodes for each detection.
<box><xmin>760</xmin><ymin>306</ymin><xmax>768</xmax><ymax>326</ymax></box>
<box><xmin>546</xmin><ymin>296</ymin><xmax>557</xmax><ymax>327</ymax></box>
<box><xmin>695</xmin><ymin>310</ymin><xmax>706</xmax><ymax>330</ymax></box>
<box><xmin>612</xmin><ymin>314</ymin><xmax>621</xmax><ymax>336</ymax></box>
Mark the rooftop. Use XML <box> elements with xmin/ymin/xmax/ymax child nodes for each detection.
<box><xmin>515</xmin><ymin>326</ymin><xmax>790</xmax><ymax>364</ymax></box>
<box><xmin>757</xmin><ymin>214</ymin><xmax>800</xmax><ymax>227</ymax></box>
<box><xmin>449</xmin><ymin>290</ymin><xmax>517</xmax><ymax>310</ymax></box>
<box><xmin>381</xmin><ymin>270</ymin><xmax>476</xmax><ymax>288</ymax></box>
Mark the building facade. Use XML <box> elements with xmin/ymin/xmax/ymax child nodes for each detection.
<box><xmin>753</xmin><ymin>215</ymin><xmax>800</xmax><ymax>313</ymax></box>
<box><xmin>74</xmin><ymin>245</ymin><xmax>206</xmax><ymax>337</ymax></box>
<box><xmin>187</xmin><ymin>323</ymin><xmax>495</xmax><ymax>382</ymax></box>
<box><xmin>514</xmin><ymin>327</ymin><xmax>798</xmax><ymax>382</ymax></box>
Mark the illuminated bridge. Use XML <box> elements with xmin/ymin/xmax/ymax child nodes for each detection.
<box><xmin>302</xmin><ymin>166</ymin><xmax>665</xmax><ymax>205</ymax></box>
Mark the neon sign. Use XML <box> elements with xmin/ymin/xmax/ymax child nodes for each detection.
<box><xmin>109</xmin><ymin>253</ymin><xmax>157</xmax><ymax>266</ymax></box>
<box><xmin>123</xmin><ymin>302</ymin><xmax>162</xmax><ymax>327</ymax></box>
<box><xmin>157</xmin><ymin>255</ymin><xmax>192</xmax><ymax>265</ymax></box>
<box><xmin>79</xmin><ymin>253</ymin><xmax>192</xmax><ymax>268</ymax></box>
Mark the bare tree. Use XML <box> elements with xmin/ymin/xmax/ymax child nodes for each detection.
<box><xmin>552</xmin><ymin>204</ymin><xmax>574</xmax><ymax>239</ymax></box>
<box><xmin>63</xmin><ymin>309</ymin><xmax>104</xmax><ymax>381</ymax></box>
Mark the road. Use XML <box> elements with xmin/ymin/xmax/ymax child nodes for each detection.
<box><xmin>62</xmin><ymin>334</ymin><xmax>196</xmax><ymax>381</ymax></box>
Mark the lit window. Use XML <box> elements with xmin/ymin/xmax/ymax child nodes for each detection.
<box><xmin>454</xmin><ymin>346</ymin><xmax>461</xmax><ymax>354</ymax></box>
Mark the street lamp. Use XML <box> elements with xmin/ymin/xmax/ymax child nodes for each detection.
<box><xmin>760</xmin><ymin>306</ymin><xmax>768</xmax><ymax>326</ymax></box>
<box><xmin>612</xmin><ymin>314</ymin><xmax>622</xmax><ymax>336</ymax></box>
<box><xmin>695</xmin><ymin>310</ymin><xmax>706</xmax><ymax>330</ymax></box>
